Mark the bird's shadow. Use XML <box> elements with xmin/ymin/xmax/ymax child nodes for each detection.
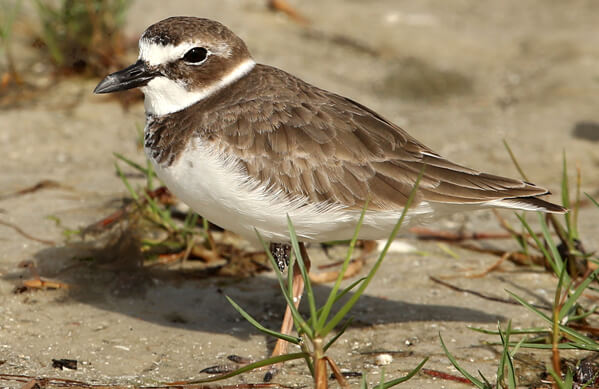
<box><xmin>9</xmin><ymin>236</ymin><xmax>503</xmax><ymax>343</ymax></box>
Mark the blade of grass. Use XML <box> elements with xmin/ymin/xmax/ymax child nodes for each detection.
<box><xmin>538</xmin><ymin>213</ymin><xmax>566</xmax><ymax>278</ymax></box>
<box><xmin>469</xmin><ymin>326</ymin><xmax>549</xmax><ymax>336</ymax></box>
<box><xmin>113</xmin><ymin>152</ymin><xmax>151</xmax><ymax>175</ymax></box>
<box><xmin>551</xmin><ymin>265</ymin><xmax>564</xmax><ymax>376</ymax></box>
<box><xmin>146</xmin><ymin>158</ymin><xmax>154</xmax><ymax>190</ymax></box>
<box><xmin>497</xmin><ymin>321</ymin><xmax>517</xmax><ymax>389</ymax></box>
<box><xmin>506</xmin><ymin>290</ymin><xmax>599</xmax><ymax>349</ymax></box>
<box><xmin>380</xmin><ymin>357</ymin><xmax>429</xmax><ymax>388</ymax></box>
<box><xmin>225</xmin><ymin>295</ymin><xmax>300</xmax><ymax>344</ymax></box>
<box><xmin>585</xmin><ymin>193</ymin><xmax>599</xmax><ymax>208</ymax></box>
<box><xmin>321</xmin><ymin>171</ymin><xmax>423</xmax><ymax>335</ymax></box>
<box><xmin>559</xmin><ymin>268</ymin><xmax>599</xmax><ymax>321</ymax></box>
<box><xmin>516</xmin><ymin>214</ymin><xmax>559</xmax><ymax>275</ymax></box>
<box><xmin>255</xmin><ymin>230</ymin><xmax>312</xmax><ymax>337</ymax></box>
<box><xmin>568</xmin><ymin>308</ymin><xmax>597</xmax><ymax>322</ymax></box>
<box><xmin>317</xmin><ymin>277</ymin><xmax>367</xmax><ymax>318</ymax></box>
<box><xmin>287</xmin><ymin>245</ymin><xmax>295</xmax><ymax>306</ymax></box>
<box><xmin>183</xmin><ymin>352</ymin><xmax>307</xmax><ymax>384</ymax></box>
<box><xmin>143</xmin><ymin>192</ymin><xmax>176</xmax><ymax>231</ymax></box>
<box><xmin>114</xmin><ymin>162</ymin><xmax>139</xmax><ymax>202</ymax></box>
<box><xmin>286</xmin><ymin>216</ymin><xmax>318</xmax><ymax>331</ymax></box>
<box><xmin>317</xmin><ymin>201</ymin><xmax>369</xmax><ymax>332</ymax></box>
<box><xmin>378</xmin><ymin>369</ymin><xmax>385</xmax><ymax>389</ymax></box>
<box><xmin>561</xmin><ymin>152</ymin><xmax>573</xmax><ymax>241</ymax></box>
<box><xmin>507</xmin><ymin>343</ymin><xmax>599</xmax><ymax>350</ymax></box>
<box><xmin>510</xmin><ymin>335</ymin><xmax>527</xmax><ymax>357</ymax></box>
<box><xmin>573</xmin><ymin>165</ymin><xmax>581</xmax><ymax>238</ymax></box>
<box><xmin>502</xmin><ymin>139</ymin><xmax>529</xmax><ymax>181</ymax></box>
<box><xmin>440</xmin><ymin>334</ymin><xmax>489</xmax><ymax>389</ymax></box>
<box><xmin>323</xmin><ymin>318</ymin><xmax>353</xmax><ymax>352</ymax></box>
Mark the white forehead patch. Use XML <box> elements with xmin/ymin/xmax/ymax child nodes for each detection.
<box><xmin>139</xmin><ymin>38</ymin><xmax>231</xmax><ymax>66</ymax></box>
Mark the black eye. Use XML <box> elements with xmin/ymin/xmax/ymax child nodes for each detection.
<box><xmin>182</xmin><ymin>47</ymin><xmax>208</xmax><ymax>63</ymax></box>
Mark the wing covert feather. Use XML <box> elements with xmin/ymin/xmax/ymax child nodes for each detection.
<box><xmin>179</xmin><ymin>64</ymin><xmax>551</xmax><ymax>210</ymax></box>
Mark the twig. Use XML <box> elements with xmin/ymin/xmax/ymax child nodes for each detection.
<box><xmin>0</xmin><ymin>373</ymin><xmax>292</xmax><ymax>388</ymax></box>
<box><xmin>0</xmin><ymin>180</ymin><xmax>70</xmax><ymax>200</ymax></box>
<box><xmin>267</xmin><ymin>0</ymin><xmax>310</xmax><ymax>24</ymax></box>
<box><xmin>421</xmin><ymin>368</ymin><xmax>471</xmax><ymax>384</ymax></box>
<box><xmin>429</xmin><ymin>276</ymin><xmax>552</xmax><ymax>311</ymax></box>
<box><xmin>464</xmin><ymin>252</ymin><xmax>510</xmax><ymax>278</ymax></box>
<box><xmin>0</xmin><ymin>220</ymin><xmax>55</xmax><ymax>246</ymax></box>
<box><xmin>410</xmin><ymin>227</ymin><xmax>513</xmax><ymax>241</ymax></box>
<box><xmin>324</xmin><ymin>357</ymin><xmax>349</xmax><ymax>389</ymax></box>
<box><xmin>310</xmin><ymin>257</ymin><xmax>364</xmax><ymax>283</ymax></box>
<box><xmin>568</xmin><ymin>323</ymin><xmax>599</xmax><ymax>336</ymax></box>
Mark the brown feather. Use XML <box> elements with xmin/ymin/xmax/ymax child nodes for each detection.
<box><xmin>145</xmin><ymin>64</ymin><xmax>564</xmax><ymax>213</ymax></box>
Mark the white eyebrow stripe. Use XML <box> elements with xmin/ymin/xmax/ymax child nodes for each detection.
<box><xmin>139</xmin><ymin>39</ymin><xmax>196</xmax><ymax>66</ymax></box>
<box><xmin>138</xmin><ymin>39</ymin><xmax>232</xmax><ymax>66</ymax></box>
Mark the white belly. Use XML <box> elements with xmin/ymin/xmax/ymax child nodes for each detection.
<box><xmin>147</xmin><ymin>138</ymin><xmax>431</xmax><ymax>245</ymax></box>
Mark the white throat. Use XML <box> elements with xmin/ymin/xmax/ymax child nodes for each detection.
<box><xmin>140</xmin><ymin>58</ymin><xmax>255</xmax><ymax>117</ymax></box>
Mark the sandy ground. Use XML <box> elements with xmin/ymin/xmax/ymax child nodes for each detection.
<box><xmin>1</xmin><ymin>0</ymin><xmax>599</xmax><ymax>388</ymax></box>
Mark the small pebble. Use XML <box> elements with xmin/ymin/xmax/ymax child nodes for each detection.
<box><xmin>375</xmin><ymin>353</ymin><xmax>393</xmax><ymax>366</ymax></box>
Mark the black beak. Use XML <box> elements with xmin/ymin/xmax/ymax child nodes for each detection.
<box><xmin>93</xmin><ymin>60</ymin><xmax>156</xmax><ymax>94</ymax></box>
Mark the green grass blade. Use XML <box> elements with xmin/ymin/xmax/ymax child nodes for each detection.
<box><xmin>184</xmin><ymin>352</ymin><xmax>307</xmax><ymax>384</ymax></box>
<box><xmin>286</xmin><ymin>215</ymin><xmax>318</xmax><ymax>331</ymax></box>
<box><xmin>316</xmin><ymin>277</ymin><xmax>367</xmax><ymax>318</ymax></box>
<box><xmin>378</xmin><ymin>368</ymin><xmax>385</xmax><ymax>389</ymax></box>
<box><xmin>585</xmin><ymin>193</ymin><xmax>599</xmax><ymax>208</ymax></box>
<box><xmin>561</xmin><ymin>151</ymin><xmax>573</xmax><ymax>240</ymax></box>
<box><xmin>506</xmin><ymin>290</ymin><xmax>598</xmax><ymax>348</ymax></box>
<box><xmin>516</xmin><ymin>214</ymin><xmax>559</xmax><ymax>275</ymax></box>
<box><xmin>321</xmin><ymin>171</ymin><xmax>423</xmax><ymax>335</ymax></box>
<box><xmin>510</xmin><ymin>335</ymin><xmax>527</xmax><ymax>357</ymax></box>
<box><xmin>360</xmin><ymin>374</ymin><xmax>367</xmax><ymax>389</ymax></box>
<box><xmin>548</xmin><ymin>368</ymin><xmax>574</xmax><ymax>389</ymax></box>
<box><xmin>381</xmin><ymin>357</ymin><xmax>428</xmax><ymax>388</ymax></box>
<box><xmin>113</xmin><ymin>152</ymin><xmax>150</xmax><ymax>175</ymax></box>
<box><xmin>498</xmin><ymin>321</ymin><xmax>517</xmax><ymax>389</ymax></box>
<box><xmin>496</xmin><ymin>322</ymin><xmax>506</xmax><ymax>386</ymax></box>
<box><xmin>114</xmin><ymin>162</ymin><xmax>139</xmax><ymax>202</ymax></box>
<box><xmin>505</xmin><ymin>289</ymin><xmax>552</xmax><ymax>322</ymax></box>
<box><xmin>143</xmin><ymin>192</ymin><xmax>176</xmax><ymax>231</ymax></box>
<box><xmin>468</xmin><ymin>326</ymin><xmax>549</xmax><ymax>336</ymax></box>
<box><xmin>287</xmin><ymin>215</ymin><xmax>319</xmax><ymax>334</ymax></box>
<box><xmin>287</xmin><ymin>245</ymin><xmax>295</xmax><ymax>304</ymax></box>
<box><xmin>183</xmin><ymin>211</ymin><xmax>199</xmax><ymax>231</ymax></box>
<box><xmin>564</xmin><ymin>368</ymin><xmax>574</xmax><ymax>389</ymax></box>
<box><xmin>146</xmin><ymin>158</ymin><xmax>154</xmax><ymax>190</ymax></box>
<box><xmin>323</xmin><ymin>318</ymin><xmax>353</xmax><ymax>352</ymax></box>
<box><xmin>255</xmin><ymin>229</ymin><xmax>312</xmax><ymax>337</ymax></box>
<box><xmin>568</xmin><ymin>307</ymin><xmax>598</xmax><ymax>322</ymax></box>
<box><xmin>502</xmin><ymin>139</ymin><xmax>529</xmax><ymax>181</ymax></box>
<box><xmin>317</xmin><ymin>201</ymin><xmax>368</xmax><ymax>332</ymax></box>
<box><xmin>559</xmin><ymin>268</ymin><xmax>599</xmax><ymax>321</ymax></box>
<box><xmin>439</xmin><ymin>334</ymin><xmax>489</xmax><ymax>388</ymax></box>
<box><xmin>509</xmin><ymin>342</ymin><xmax>599</xmax><ymax>350</ymax></box>
<box><xmin>225</xmin><ymin>295</ymin><xmax>300</xmax><ymax>344</ymax></box>
<box><xmin>0</xmin><ymin>0</ymin><xmax>20</xmax><ymax>43</ymax></box>
<box><xmin>538</xmin><ymin>213</ymin><xmax>566</xmax><ymax>278</ymax></box>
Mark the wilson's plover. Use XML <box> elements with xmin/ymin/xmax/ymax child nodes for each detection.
<box><xmin>94</xmin><ymin>16</ymin><xmax>565</xmax><ymax>379</ymax></box>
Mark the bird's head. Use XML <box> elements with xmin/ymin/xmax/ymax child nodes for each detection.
<box><xmin>94</xmin><ymin>16</ymin><xmax>255</xmax><ymax>116</ymax></box>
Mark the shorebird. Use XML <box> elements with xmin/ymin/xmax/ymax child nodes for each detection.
<box><xmin>94</xmin><ymin>16</ymin><xmax>565</xmax><ymax>380</ymax></box>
